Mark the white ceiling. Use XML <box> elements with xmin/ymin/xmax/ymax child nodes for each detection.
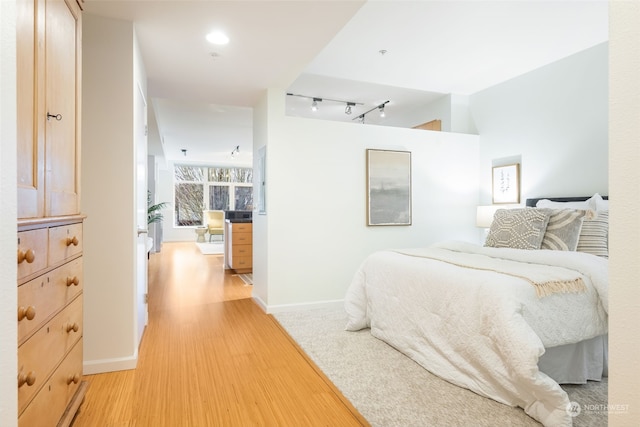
<box><xmin>84</xmin><ymin>0</ymin><xmax>608</xmax><ymax>166</ymax></box>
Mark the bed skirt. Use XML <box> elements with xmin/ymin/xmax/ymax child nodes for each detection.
<box><xmin>539</xmin><ymin>334</ymin><xmax>608</xmax><ymax>384</ymax></box>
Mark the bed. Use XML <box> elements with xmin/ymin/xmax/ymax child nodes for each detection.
<box><xmin>344</xmin><ymin>195</ymin><xmax>609</xmax><ymax>427</ymax></box>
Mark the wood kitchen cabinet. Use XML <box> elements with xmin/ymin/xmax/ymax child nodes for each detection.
<box><xmin>225</xmin><ymin>221</ymin><xmax>253</xmax><ymax>273</ymax></box>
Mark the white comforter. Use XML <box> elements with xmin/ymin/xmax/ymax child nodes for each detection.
<box><xmin>344</xmin><ymin>241</ymin><xmax>608</xmax><ymax>427</ymax></box>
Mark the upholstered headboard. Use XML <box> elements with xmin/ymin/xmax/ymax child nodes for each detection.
<box><xmin>525</xmin><ymin>196</ymin><xmax>609</xmax><ymax>207</ymax></box>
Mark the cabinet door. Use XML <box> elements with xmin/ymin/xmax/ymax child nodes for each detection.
<box><xmin>45</xmin><ymin>0</ymin><xmax>82</xmax><ymax>216</ymax></box>
<box><xmin>17</xmin><ymin>0</ymin><xmax>45</xmax><ymax>219</ymax></box>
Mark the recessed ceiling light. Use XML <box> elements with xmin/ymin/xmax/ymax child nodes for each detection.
<box><xmin>206</xmin><ymin>31</ymin><xmax>229</xmax><ymax>45</ymax></box>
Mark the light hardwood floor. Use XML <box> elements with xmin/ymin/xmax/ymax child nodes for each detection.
<box><xmin>72</xmin><ymin>242</ymin><xmax>368</xmax><ymax>427</ymax></box>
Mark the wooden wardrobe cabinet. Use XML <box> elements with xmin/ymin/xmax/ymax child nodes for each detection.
<box><xmin>17</xmin><ymin>0</ymin><xmax>83</xmax><ymax>219</ymax></box>
<box><xmin>16</xmin><ymin>0</ymin><xmax>87</xmax><ymax>425</ymax></box>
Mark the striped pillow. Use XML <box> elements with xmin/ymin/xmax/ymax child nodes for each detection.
<box><xmin>540</xmin><ymin>209</ymin><xmax>588</xmax><ymax>251</ymax></box>
<box><xmin>576</xmin><ymin>210</ymin><xmax>609</xmax><ymax>258</ymax></box>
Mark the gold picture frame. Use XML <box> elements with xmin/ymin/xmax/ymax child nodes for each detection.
<box><xmin>492</xmin><ymin>163</ymin><xmax>520</xmax><ymax>204</ymax></box>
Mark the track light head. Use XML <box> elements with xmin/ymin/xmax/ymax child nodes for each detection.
<box><xmin>311</xmin><ymin>98</ymin><xmax>322</xmax><ymax>111</ymax></box>
<box><xmin>345</xmin><ymin>103</ymin><xmax>354</xmax><ymax>115</ymax></box>
<box><xmin>379</xmin><ymin>104</ymin><xmax>386</xmax><ymax>118</ymax></box>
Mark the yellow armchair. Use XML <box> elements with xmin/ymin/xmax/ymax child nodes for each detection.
<box><xmin>205</xmin><ymin>210</ymin><xmax>224</xmax><ymax>242</ymax></box>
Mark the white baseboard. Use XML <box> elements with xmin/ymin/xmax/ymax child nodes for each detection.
<box><xmin>252</xmin><ymin>295</ymin><xmax>268</xmax><ymax>312</ymax></box>
<box><xmin>83</xmin><ymin>353</ymin><xmax>138</xmax><ymax>375</ymax></box>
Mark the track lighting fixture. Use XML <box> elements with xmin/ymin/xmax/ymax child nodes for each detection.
<box><xmin>181</xmin><ymin>149</ymin><xmax>187</xmax><ymax>156</ymax></box>
<box><xmin>286</xmin><ymin>93</ymin><xmax>363</xmax><ymax>115</ymax></box>
<box><xmin>352</xmin><ymin>100</ymin><xmax>390</xmax><ymax>124</ymax></box>
<box><xmin>230</xmin><ymin>145</ymin><xmax>239</xmax><ymax>158</ymax></box>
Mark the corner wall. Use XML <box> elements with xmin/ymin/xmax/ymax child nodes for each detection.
<box><xmin>0</xmin><ymin>1</ymin><xmax>18</xmax><ymax>424</ymax></box>
<box><xmin>254</xmin><ymin>89</ymin><xmax>480</xmax><ymax>312</ymax></box>
<box><xmin>82</xmin><ymin>14</ymin><xmax>138</xmax><ymax>373</ymax></box>
<box><xmin>609</xmin><ymin>2</ymin><xmax>640</xmax><ymax>425</ymax></box>
<box><xmin>471</xmin><ymin>42</ymin><xmax>609</xmax><ymax>204</ymax></box>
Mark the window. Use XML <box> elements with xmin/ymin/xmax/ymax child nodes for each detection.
<box><xmin>174</xmin><ymin>165</ymin><xmax>253</xmax><ymax>227</ymax></box>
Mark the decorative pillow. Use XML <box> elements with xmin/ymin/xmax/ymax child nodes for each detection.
<box><xmin>540</xmin><ymin>209</ymin><xmax>588</xmax><ymax>251</ymax></box>
<box><xmin>536</xmin><ymin>195</ymin><xmax>598</xmax><ymax>211</ymax></box>
<box><xmin>577</xmin><ymin>210</ymin><xmax>609</xmax><ymax>258</ymax></box>
<box><xmin>593</xmin><ymin>193</ymin><xmax>609</xmax><ymax>211</ymax></box>
<box><xmin>485</xmin><ymin>208</ymin><xmax>551</xmax><ymax>250</ymax></box>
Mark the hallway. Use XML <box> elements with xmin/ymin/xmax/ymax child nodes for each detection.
<box><xmin>71</xmin><ymin>242</ymin><xmax>366</xmax><ymax>426</ymax></box>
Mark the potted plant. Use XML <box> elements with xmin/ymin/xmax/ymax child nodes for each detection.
<box><xmin>148</xmin><ymin>191</ymin><xmax>169</xmax><ymax>225</ymax></box>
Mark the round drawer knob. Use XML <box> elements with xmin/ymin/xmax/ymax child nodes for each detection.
<box><xmin>66</xmin><ymin>236</ymin><xmax>79</xmax><ymax>247</ymax></box>
<box><xmin>65</xmin><ymin>322</ymin><xmax>79</xmax><ymax>333</ymax></box>
<box><xmin>18</xmin><ymin>371</ymin><xmax>36</xmax><ymax>388</ymax></box>
<box><xmin>17</xmin><ymin>249</ymin><xmax>35</xmax><ymax>264</ymax></box>
<box><xmin>66</xmin><ymin>276</ymin><xmax>80</xmax><ymax>287</ymax></box>
<box><xmin>18</xmin><ymin>306</ymin><xmax>36</xmax><ymax>321</ymax></box>
<box><xmin>67</xmin><ymin>373</ymin><xmax>80</xmax><ymax>385</ymax></box>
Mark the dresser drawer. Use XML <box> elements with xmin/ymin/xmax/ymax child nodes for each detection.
<box><xmin>232</xmin><ymin>232</ymin><xmax>252</xmax><ymax>245</ymax></box>
<box><xmin>232</xmin><ymin>222</ymin><xmax>252</xmax><ymax>233</ymax></box>
<box><xmin>17</xmin><ymin>228</ymin><xmax>48</xmax><ymax>280</ymax></box>
<box><xmin>18</xmin><ymin>296</ymin><xmax>83</xmax><ymax>414</ymax></box>
<box><xmin>232</xmin><ymin>255</ymin><xmax>252</xmax><ymax>270</ymax></box>
<box><xmin>18</xmin><ymin>258</ymin><xmax>83</xmax><ymax>344</ymax></box>
<box><xmin>49</xmin><ymin>222</ymin><xmax>83</xmax><ymax>266</ymax></box>
<box><xmin>19</xmin><ymin>339</ymin><xmax>83</xmax><ymax>427</ymax></box>
<box><xmin>232</xmin><ymin>245</ymin><xmax>252</xmax><ymax>258</ymax></box>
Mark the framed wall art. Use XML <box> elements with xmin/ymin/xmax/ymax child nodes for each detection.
<box><xmin>366</xmin><ymin>149</ymin><xmax>412</xmax><ymax>226</ymax></box>
<box><xmin>492</xmin><ymin>163</ymin><xmax>520</xmax><ymax>204</ymax></box>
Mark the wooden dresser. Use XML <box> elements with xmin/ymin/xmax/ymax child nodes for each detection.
<box><xmin>17</xmin><ymin>218</ymin><xmax>87</xmax><ymax>427</ymax></box>
<box><xmin>224</xmin><ymin>221</ymin><xmax>253</xmax><ymax>273</ymax></box>
<box><xmin>16</xmin><ymin>0</ymin><xmax>87</xmax><ymax>425</ymax></box>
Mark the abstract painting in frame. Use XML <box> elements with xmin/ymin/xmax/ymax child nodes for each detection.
<box><xmin>366</xmin><ymin>149</ymin><xmax>412</xmax><ymax>226</ymax></box>
<box><xmin>492</xmin><ymin>163</ymin><xmax>520</xmax><ymax>204</ymax></box>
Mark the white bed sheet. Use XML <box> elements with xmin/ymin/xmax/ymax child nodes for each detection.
<box><xmin>344</xmin><ymin>241</ymin><xmax>608</xmax><ymax>427</ymax></box>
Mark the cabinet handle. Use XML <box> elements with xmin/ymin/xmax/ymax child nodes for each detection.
<box><xmin>17</xmin><ymin>248</ymin><xmax>35</xmax><ymax>264</ymax></box>
<box><xmin>66</xmin><ymin>276</ymin><xmax>80</xmax><ymax>287</ymax></box>
<box><xmin>47</xmin><ymin>112</ymin><xmax>62</xmax><ymax>121</ymax></box>
<box><xmin>66</xmin><ymin>236</ymin><xmax>79</xmax><ymax>247</ymax></box>
<box><xmin>67</xmin><ymin>373</ymin><xmax>80</xmax><ymax>385</ymax></box>
<box><xmin>65</xmin><ymin>322</ymin><xmax>79</xmax><ymax>333</ymax></box>
<box><xmin>18</xmin><ymin>371</ymin><xmax>36</xmax><ymax>388</ymax></box>
<box><xmin>18</xmin><ymin>306</ymin><xmax>36</xmax><ymax>321</ymax></box>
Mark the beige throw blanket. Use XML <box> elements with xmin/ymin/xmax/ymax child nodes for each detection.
<box><xmin>394</xmin><ymin>247</ymin><xmax>586</xmax><ymax>298</ymax></box>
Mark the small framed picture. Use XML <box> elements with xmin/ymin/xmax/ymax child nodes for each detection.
<box><xmin>492</xmin><ymin>163</ymin><xmax>520</xmax><ymax>204</ymax></box>
<box><xmin>366</xmin><ymin>149</ymin><xmax>412</xmax><ymax>226</ymax></box>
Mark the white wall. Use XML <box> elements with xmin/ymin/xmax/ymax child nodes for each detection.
<box><xmin>0</xmin><ymin>1</ymin><xmax>18</xmax><ymax>424</ymax></box>
<box><xmin>254</xmin><ymin>89</ymin><xmax>480</xmax><ymax>312</ymax></box>
<box><xmin>471</xmin><ymin>42</ymin><xmax>608</xmax><ymax>204</ymax></box>
<box><xmin>609</xmin><ymin>2</ymin><xmax>640</xmax><ymax>425</ymax></box>
<box><xmin>82</xmin><ymin>14</ymin><xmax>139</xmax><ymax>373</ymax></box>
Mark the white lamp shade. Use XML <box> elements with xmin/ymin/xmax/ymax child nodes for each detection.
<box><xmin>476</xmin><ymin>205</ymin><xmax>500</xmax><ymax>228</ymax></box>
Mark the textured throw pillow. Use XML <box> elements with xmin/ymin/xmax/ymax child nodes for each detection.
<box><xmin>540</xmin><ymin>209</ymin><xmax>588</xmax><ymax>251</ymax></box>
<box><xmin>577</xmin><ymin>210</ymin><xmax>609</xmax><ymax>258</ymax></box>
<box><xmin>485</xmin><ymin>208</ymin><xmax>551</xmax><ymax>250</ymax></box>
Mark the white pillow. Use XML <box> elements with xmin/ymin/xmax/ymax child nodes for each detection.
<box><xmin>593</xmin><ymin>193</ymin><xmax>609</xmax><ymax>211</ymax></box>
<box><xmin>536</xmin><ymin>194</ymin><xmax>598</xmax><ymax>211</ymax></box>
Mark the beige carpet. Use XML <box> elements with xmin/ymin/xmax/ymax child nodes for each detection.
<box><xmin>274</xmin><ymin>307</ymin><xmax>607</xmax><ymax>427</ymax></box>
